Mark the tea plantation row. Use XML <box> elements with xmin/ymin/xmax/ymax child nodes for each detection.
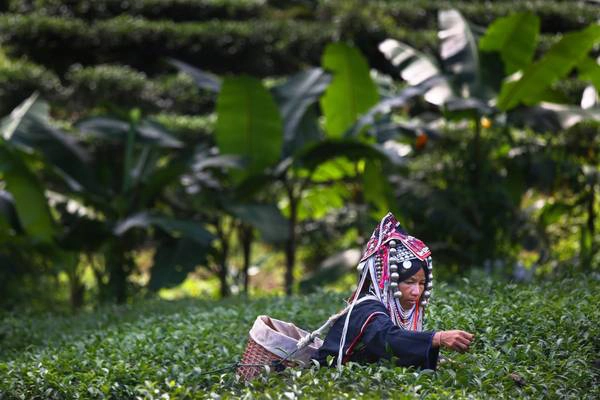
<box><xmin>0</xmin><ymin>275</ymin><xmax>598</xmax><ymax>399</ymax></box>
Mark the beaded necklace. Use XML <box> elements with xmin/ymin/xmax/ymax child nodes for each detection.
<box><xmin>398</xmin><ymin>303</ymin><xmax>416</xmax><ymax>330</ymax></box>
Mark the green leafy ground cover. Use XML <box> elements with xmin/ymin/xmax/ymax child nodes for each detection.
<box><xmin>1</xmin><ymin>275</ymin><xmax>599</xmax><ymax>399</ymax></box>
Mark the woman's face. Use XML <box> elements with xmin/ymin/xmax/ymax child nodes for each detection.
<box><xmin>398</xmin><ymin>268</ymin><xmax>425</xmax><ymax>309</ymax></box>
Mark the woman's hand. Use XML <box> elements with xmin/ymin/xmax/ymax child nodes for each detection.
<box><xmin>433</xmin><ymin>330</ymin><xmax>474</xmax><ymax>352</ymax></box>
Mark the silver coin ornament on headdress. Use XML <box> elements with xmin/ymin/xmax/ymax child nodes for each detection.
<box><xmin>335</xmin><ymin>213</ymin><xmax>434</xmax><ymax>369</ymax></box>
<box><xmin>355</xmin><ymin>212</ymin><xmax>434</xmax><ymax>330</ymax></box>
<box><xmin>384</xmin><ymin>239</ymin><xmax>433</xmax><ymax>305</ymax></box>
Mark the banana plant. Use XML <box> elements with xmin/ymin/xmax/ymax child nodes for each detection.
<box><xmin>0</xmin><ymin>94</ymin><xmax>61</xmax><ymax>244</ymax></box>
<box><xmin>172</xmin><ymin>43</ymin><xmax>393</xmax><ymax>295</ymax></box>
<box><xmin>0</xmin><ymin>94</ymin><xmax>221</xmax><ymax>304</ymax></box>
<box><xmin>369</xmin><ymin>10</ymin><xmax>600</xmax><ymax>269</ymax></box>
<box><xmin>377</xmin><ymin>10</ymin><xmax>600</xmax><ymax>132</ymax></box>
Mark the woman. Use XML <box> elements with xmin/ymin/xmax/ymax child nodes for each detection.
<box><xmin>313</xmin><ymin>212</ymin><xmax>474</xmax><ymax>370</ymax></box>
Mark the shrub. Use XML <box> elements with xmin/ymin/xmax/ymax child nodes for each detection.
<box><xmin>8</xmin><ymin>0</ymin><xmax>266</xmax><ymax>21</ymax></box>
<box><xmin>0</xmin><ymin>275</ymin><xmax>598</xmax><ymax>398</ymax></box>
<box><xmin>151</xmin><ymin>113</ymin><xmax>216</xmax><ymax>142</ymax></box>
<box><xmin>320</xmin><ymin>0</ymin><xmax>599</xmax><ymax>33</ymax></box>
<box><xmin>0</xmin><ymin>14</ymin><xmax>336</xmax><ymax>76</ymax></box>
<box><xmin>0</xmin><ymin>58</ymin><xmax>64</xmax><ymax>115</ymax></box>
<box><xmin>65</xmin><ymin>64</ymin><xmax>214</xmax><ymax>114</ymax></box>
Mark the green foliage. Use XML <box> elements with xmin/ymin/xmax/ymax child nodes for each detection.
<box><xmin>0</xmin><ymin>1</ymin><xmax>588</xmax><ymax>118</ymax></box>
<box><xmin>578</xmin><ymin>57</ymin><xmax>600</xmax><ymax>93</ymax></box>
<box><xmin>2</xmin><ymin>0</ymin><xmax>600</xmax><ymax>312</ymax></box>
<box><xmin>0</xmin><ymin>60</ymin><xmax>213</xmax><ymax>116</ymax></box>
<box><xmin>363</xmin><ymin>159</ymin><xmax>396</xmax><ymax>219</ymax></box>
<box><xmin>0</xmin><ymin>145</ymin><xmax>55</xmax><ymax>243</ymax></box>
<box><xmin>479</xmin><ymin>12</ymin><xmax>540</xmax><ymax>75</ymax></box>
<box><xmin>0</xmin><ymin>58</ymin><xmax>64</xmax><ymax>116</ymax></box>
<box><xmin>66</xmin><ymin>64</ymin><xmax>214</xmax><ymax>114</ymax></box>
<box><xmin>149</xmin><ymin>238</ymin><xmax>209</xmax><ymax>292</ymax></box>
<box><xmin>8</xmin><ymin>0</ymin><xmax>265</xmax><ymax>20</ymax></box>
<box><xmin>320</xmin><ymin>43</ymin><xmax>379</xmax><ymax>138</ymax></box>
<box><xmin>226</xmin><ymin>204</ymin><xmax>290</xmax><ymax>243</ymax></box>
<box><xmin>150</xmin><ymin>113</ymin><xmax>215</xmax><ymax>141</ymax></box>
<box><xmin>114</xmin><ymin>212</ymin><xmax>214</xmax><ymax>245</ymax></box>
<box><xmin>0</xmin><ymin>14</ymin><xmax>336</xmax><ymax>76</ymax></box>
<box><xmin>216</xmin><ymin>76</ymin><xmax>283</xmax><ymax>175</ymax></box>
<box><xmin>271</xmin><ymin>68</ymin><xmax>330</xmax><ymax>157</ymax></box>
<box><xmin>0</xmin><ymin>275</ymin><xmax>598</xmax><ymax>398</ymax></box>
<box><xmin>0</xmin><ymin>96</ymin><xmax>61</xmax><ymax>243</ymax></box>
<box><xmin>497</xmin><ymin>24</ymin><xmax>600</xmax><ymax>111</ymax></box>
<box><xmin>324</xmin><ymin>0</ymin><xmax>599</xmax><ymax>33</ymax></box>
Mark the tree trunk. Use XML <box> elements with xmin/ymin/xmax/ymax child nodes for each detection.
<box><xmin>587</xmin><ymin>182</ymin><xmax>596</xmax><ymax>265</ymax></box>
<box><xmin>112</xmin><ymin>258</ymin><xmax>128</xmax><ymax>304</ymax></box>
<box><xmin>69</xmin><ymin>277</ymin><xmax>84</xmax><ymax>312</ymax></box>
<box><xmin>219</xmin><ymin>239</ymin><xmax>231</xmax><ymax>298</ymax></box>
<box><xmin>65</xmin><ymin>255</ymin><xmax>84</xmax><ymax>312</ymax></box>
<box><xmin>240</xmin><ymin>225</ymin><xmax>253</xmax><ymax>295</ymax></box>
<box><xmin>106</xmin><ymin>244</ymin><xmax>128</xmax><ymax>304</ymax></box>
<box><xmin>284</xmin><ymin>194</ymin><xmax>298</xmax><ymax>296</ymax></box>
<box><xmin>588</xmin><ymin>183</ymin><xmax>596</xmax><ymax>238</ymax></box>
<box><xmin>471</xmin><ymin>117</ymin><xmax>482</xmax><ymax>190</ymax></box>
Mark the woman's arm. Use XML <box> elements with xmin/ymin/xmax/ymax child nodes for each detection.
<box><xmin>432</xmin><ymin>330</ymin><xmax>474</xmax><ymax>352</ymax></box>
<box><xmin>361</xmin><ymin>314</ymin><xmax>440</xmax><ymax>369</ymax></box>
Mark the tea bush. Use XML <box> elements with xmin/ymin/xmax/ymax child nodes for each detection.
<box><xmin>1</xmin><ymin>274</ymin><xmax>598</xmax><ymax>399</ymax></box>
<box><xmin>0</xmin><ymin>14</ymin><xmax>336</xmax><ymax>75</ymax></box>
<box><xmin>8</xmin><ymin>0</ymin><xmax>265</xmax><ymax>21</ymax></box>
<box><xmin>65</xmin><ymin>64</ymin><xmax>214</xmax><ymax>115</ymax></box>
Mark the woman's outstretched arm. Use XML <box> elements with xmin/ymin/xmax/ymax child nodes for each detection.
<box><xmin>432</xmin><ymin>330</ymin><xmax>474</xmax><ymax>352</ymax></box>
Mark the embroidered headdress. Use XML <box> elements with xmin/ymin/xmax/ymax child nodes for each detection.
<box><xmin>349</xmin><ymin>212</ymin><xmax>434</xmax><ymax>324</ymax></box>
<box><xmin>295</xmin><ymin>212</ymin><xmax>434</xmax><ymax>369</ymax></box>
<box><xmin>331</xmin><ymin>212</ymin><xmax>433</xmax><ymax>367</ymax></box>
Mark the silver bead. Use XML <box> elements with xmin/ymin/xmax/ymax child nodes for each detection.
<box><xmin>390</xmin><ymin>281</ymin><xmax>398</xmax><ymax>290</ymax></box>
<box><xmin>424</xmin><ymin>290</ymin><xmax>431</xmax><ymax>297</ymax></box>
<box><xmin>389</xmin><ymin>247</ymin><xmax>397</xmax><ymax>255</ymax></box>
<box><xmin>420</xmin><ymin>299</ymin><xmax>428</xmax><ymax>306</ymax></box>
<box><xmin>402</xmin><ymin>260</ymin><xmax>412</xmax><ymax>269</ymax></box>
<box><xmin>390</xmin><ymin>272</ymin><xmax>399</xmax><ymax>281</ymax></box>
<box><xmin>389</xmin><ymin>240</ymin><xmax>397</xmax><ymax>247</ymax></box>
<box><xmin>428</xmin><ymin>273</ymin><xmax>433</xmax><ymax>280</ymax></box>
<box><xmin>427</xmin><ymin>282</ymin><xmax>433</xmax><ymax>289</ymax></box>
<box><xmin>389</xmin><ymin>264</ymin><xmax>398</xmax><ymax>273</ymax></box>
<box><xmin>393</xmin><ymin>291</ymin><xmax>402</xmax><ymax>299</ymax></box>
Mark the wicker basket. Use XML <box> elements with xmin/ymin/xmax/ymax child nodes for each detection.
<box><xmin>237</xmin><ymin>337</ymin><xmax>294</xmax><ymax>380</ymax></box>
<box><xmin>236</xmin><ymin>315</ymin><xmax>323</xmax><ymax>381</ymax></box>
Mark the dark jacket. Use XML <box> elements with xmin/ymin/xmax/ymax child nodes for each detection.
<box><xmin>313</xmin><ymin>299</ymin><xmax>439</xmax><ymax>370</ymax></box>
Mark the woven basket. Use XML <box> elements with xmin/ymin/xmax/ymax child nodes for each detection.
<box><xmin>236</xmin><ymin>315</ymin><xmax>323</xmax><ymax>381</ymax></box>
<box><xmin>237</xmin><ymin>337</ymin><xmax>294</xmax><ymax>381</ymax></box>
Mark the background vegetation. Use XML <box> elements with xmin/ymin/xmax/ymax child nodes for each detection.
<box><xmin>1</xmin><ymin>0</ymin><xmax>599</xmax><ymax>309</ymax></box>
<box><xmin>1</xmin><ymin>275</ymin><xmax>598</xmax><ymax>398</ymax></box>
<box><xmin>1</xmin><ymin>0</ymin><xmax>599</xmax><ymax>397</ymax></box>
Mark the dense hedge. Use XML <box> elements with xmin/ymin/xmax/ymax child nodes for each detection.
<box><xmin>0</xmin><ymin>14</ymin><xmax>336</xmax><ymax>76</ymax></box>
<box><xmin>0</xmin><ymin>13</ymin><xmax>566</xmax><ymax>78</ymax></box>
<box><xmin>151</xmin><ymin>113</ymin><xmax>216</xmax><ymax>141</ymax></box>
<box><xmin>0</xmin><ymin>61</ymin><xmax>215</xmax><ymax>116</ymax></box>
<box><xmin>8</xmin><ymin>0</ymin><xmax>598</xmax><ymax>32</ymax></box>
<box><xmin>0</xmin><ymin>0</ymin><xmax>594</xmax><ymax>117</ymax></box>
<box><xmin>65</xmin><ymin>64</ymin><xmax>214</xmax><ymax>114</ymax></box>
<box><xmin>8</xmin><ymin>0</ymin><xmax>265</xmax><ymax>21</ymax></box>
<box><xmin>0</xmin><ymin>274</ymin><xmax>598</xmax><ymax>398</ymax></box>
<box><xmin>0</xmin><ymin>59</ymin><xmax>65</xmax><ymax>114</ymax></box>
<box><xmin>335</xmin><ymin>0</ymin><xmax>600</xmax><ymax>33</ymax></box>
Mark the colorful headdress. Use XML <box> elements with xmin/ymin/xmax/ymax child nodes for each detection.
<box><xmin>332</xmin><ymin>212</ymin><xmax>434</xmax><ymax>368</ymax></box>
<box><xmin>352</xmin><ymin>212</ymin><xmax>433</xmax><ymax>328</ymax></box>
